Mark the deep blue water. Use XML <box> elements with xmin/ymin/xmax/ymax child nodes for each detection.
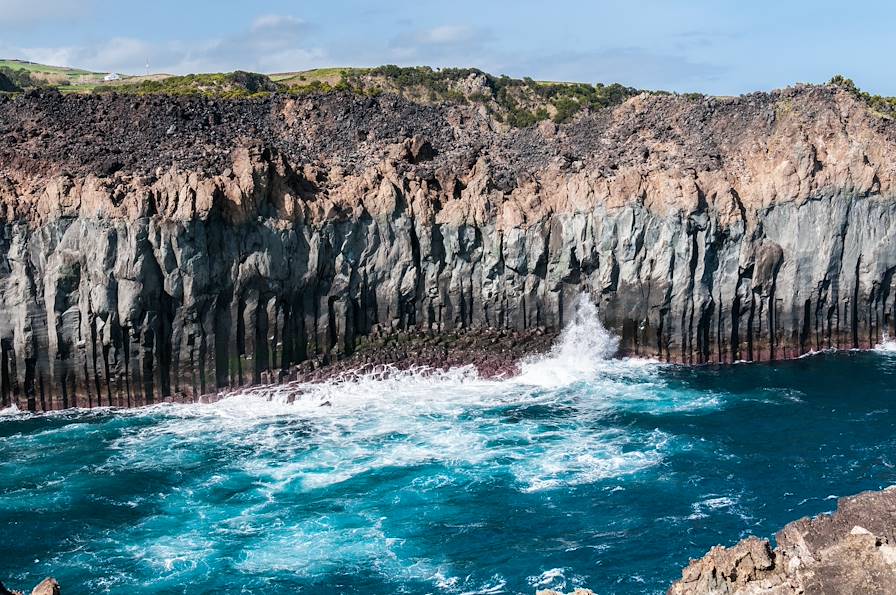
<box><xmin>2</xmin><ymin>307</ymin><xmax>896</xmax><ymax>594</ymax></box>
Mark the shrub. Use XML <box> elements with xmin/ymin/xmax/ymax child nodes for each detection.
<box><xmin>829</xmin><ymin>74</ymin><xmax>896</xmax><ymax>116</ymax></box>
<box><xmin>0</xmin><ymin>66</ymin><xmax>43</xmax><ymax>90</ymax></box>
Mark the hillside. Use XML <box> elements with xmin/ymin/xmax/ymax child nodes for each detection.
<box><xmin>0</xmin><ymin>59</ymin><xmax>107</xmax><ymax>92</ymax></box>
<box><xmin>0</xmin><ymin>59</ymin><xmax>172</xmax><ymax>94</ymax></box>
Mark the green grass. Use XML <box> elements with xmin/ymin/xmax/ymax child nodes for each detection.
<box><xmin>0</xmin><ymin>59</ymin><xmax>96</xmax><ymax>74</ymax></box>
<box><xmin>98</xmin><ymin>71</ymin><xmax>279</xmax><ymax>98</ymax></box>
<box><xmin>0</xmin><ymin>59</ymin><xmax>104</xmax><ymax>80</ymax></box>
<box><xmin>270</xmin><ymin>67</ymin><xmax>367</xmax><ymax>85</ymax></box>
<box><xmin>273</xmin><ymin>67</ymin><xmax>371</xmax><ymax>93</ymax></box>
<box><xmin>0</xmin><ymin>58</ymin><xmax>110</xmax><ymax>92</ymax></box>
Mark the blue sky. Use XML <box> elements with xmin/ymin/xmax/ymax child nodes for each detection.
<box><xmin>2</xmin><ymin>0</ymin><xmax>894</xmax><ymax>95</ymax></box>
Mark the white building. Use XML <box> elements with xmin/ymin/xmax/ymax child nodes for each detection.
<box><xmin>103</xmin><ymin>73</ymin><xmax>121</xmax><ymax>82</ymax></box>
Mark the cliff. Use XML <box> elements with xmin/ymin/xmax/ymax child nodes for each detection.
<box><xmin>669</xmin><ymin>488</ymin><xmax>896</xmax><ymax>594</ymax></box>
<box><xmin>2</xmin><ymin>82</ymin><xmax>896</xmax><ymax>410</ymax></box>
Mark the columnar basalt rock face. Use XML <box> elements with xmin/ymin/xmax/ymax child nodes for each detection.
<box><xmin>1</xmin><ymin>85</ymin><xmax>896</xmax><ymax>410</ymax></box>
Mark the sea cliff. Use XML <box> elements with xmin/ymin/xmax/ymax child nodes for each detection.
<box><xmin>2</xmin><ymin>83</ymin><xmax>896</xmax><ymax>410</ymax></box>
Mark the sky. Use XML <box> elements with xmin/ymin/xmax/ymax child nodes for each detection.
<box><xmin>2</xmin><ymin>0</ymin><xmax>895</xmax><ymax>96</ymax></box>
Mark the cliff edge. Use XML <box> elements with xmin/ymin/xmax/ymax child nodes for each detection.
<box><xmin>669</xmin><ymin>488</ymin><xmax>896</xmax><ymax>594</ymax></box>
<box><xmin>2</xmin><ymin>83</ymin><xmax>896</xmax><ymax>410</ymax></box>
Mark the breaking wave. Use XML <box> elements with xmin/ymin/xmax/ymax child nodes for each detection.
<box><xmin>875</xmin><ymin>333</ymin><xmax>896</xmax><ymax>352</ymax></box>
<box><xmin>122</xmin><ymin>294</ymin><xmax>669</xmax><ymax>495</ymax></box>
<box><xmin>0</xmin><ymin>294</ymin><xmax>745</xmax><ymax>594</ymax></box>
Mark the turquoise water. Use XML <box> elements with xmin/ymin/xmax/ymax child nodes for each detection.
<box><xmin>2</xmin><ymin>302</ymin><xmax>896</xmax><ymax>594</ymax></box>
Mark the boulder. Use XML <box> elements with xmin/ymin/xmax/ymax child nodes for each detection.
<box><xmin>30</xmin><ymin>579</ymin><xmax>59</xmax><ymax>595</ymax></box>
<box><xmin>669</xmin><ymin>488</ymin><xmax>896</xmax><ymax>594</ymax></box>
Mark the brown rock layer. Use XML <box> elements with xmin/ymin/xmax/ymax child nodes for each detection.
<box><xmin>669</xmin><ymin>488</ymin><xmax>896</xmax><ymax>594</ymax></box>
<box><xmin>2</xmin><ymin>84</ymin><xmax>896</xmax><ymax>410</ymax></box>
<box><xmin>0</xmin><ymin>577</ymin><xmax>59</xmax><ymax>595</ymax></box>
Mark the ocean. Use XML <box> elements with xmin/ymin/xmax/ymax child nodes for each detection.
<box><xmin>2</xmin><ymin>299</ymin><xmax>895</xmax><ymax>594</ymax></box>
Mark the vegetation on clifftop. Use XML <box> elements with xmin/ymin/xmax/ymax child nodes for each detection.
<box><xmin>341</xmin><ymin>66</ymin><xmax>643</xmax><ymax>126</ymax></box>
<box><xmin>97</xmin><ymin>64</ymin><xmax>644</xmax><ymax>125</ymax></box>
<box><xmin>98</xmin><ymin>71</ymin><xmax>281</xmax><ymax>99</ymax></box>
<box><xmin>829</xmin><ymin>74</ymin><xmax>896</xmax><ymax>117</ymax></box>
<box><xmin>16</xmin><ymin>57</ymin><xmax>896</xmax><ymax>128</ymax></box>
<box><xmin>0</xmin><ymin>71</ymin><xmax>20</xmax><ymax>93</ymax></box>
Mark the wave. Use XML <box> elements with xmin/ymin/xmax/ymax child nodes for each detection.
<box><xmin>514</xmin><ymin>295</ymin><xmax>621</xmax><ymax>387</ymax></box>
<box><xmin>0</xmin><ymin>295</ymin><xmax>731</xmax><ymax>593</ymax></box>
<box><xmin>875</xmin><ymin>334</ymin><xmax>896</xmax><ymax>352</ymax></box>
<box><xmin>96</xmin><ymin>295</ymin><xmax>675</xmax><ymax>496</ymax></box>
<box><xmin>0</xmin><ymin>403</ymin><xmax>20</xmax><ymax>417</ymax></box>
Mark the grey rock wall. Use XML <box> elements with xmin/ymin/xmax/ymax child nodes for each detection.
<box><xmin>4</xmin><ymin>86</ymin><xmax>896</xmax><ymax>411</ymax></box>
<box><xmin>1</xmin><ymin>188</ymin><xmax>895</xmax><ymax>411</ymax></box>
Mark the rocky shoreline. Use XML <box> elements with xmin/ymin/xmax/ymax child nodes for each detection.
<box><xmin>535</xmin><ymin>488</ymin><xmax>896</xmax><ymax>595</ymax></box>
<box><xmin>167</xmin><ymin>327</ymin><xmax>558</xmax><ymax>406</ymax></box>
<box><xmin>669</xmin><ymin>488</ymin><xmax>896</xmax><ymax>594</ymax></box>
<box><xmin>0</xmin><ymin>578</ymin><xmax>59</xmax><ymax>595</ymax></box>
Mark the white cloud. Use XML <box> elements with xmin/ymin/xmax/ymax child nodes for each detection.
<box><xmin>10</xmin><ymin>14</ymin><xmax>324</xmax><ymax>75</ymax></box>
<box><xmin>250</xmin><ymin>14</ymin><xmax>306</xmax><ymax>33</ymax></box>
<box><xmin>388</xmin><ymin>23</ymin><xmax>492</xmax><ymax>65</ymax></box>
<box><xmin>0</xmin><ymin>0</ymin><xmax>87</xmax><ymax>25</ymax></box>
<box><xmin>415</xmin><ymin>25</ymin><xmax>475</xmax><ymax>45</ymax></box>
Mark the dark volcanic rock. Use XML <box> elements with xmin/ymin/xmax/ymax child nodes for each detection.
<box><xmin>2</xmin><ymin>85</ymin><xmax>896</xmax><ymax>410</ymax></box>
<box><xmin>669</xmin><ymin>488</ymin><xmax>896</xmax><ymax>594</ymax></box>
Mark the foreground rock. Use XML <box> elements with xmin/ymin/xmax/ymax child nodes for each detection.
<box><xmin>4</xmin><ymin>83</ymin><xmax>896</xmax><ymax>410</ymax></box>
<box><xmin>0</xmin><ymin>578</ymin><xmax>60</xmax><ymax>595</ymax></box>
<box><xmin>669</xmin><ymin>488</ymin><xmax>896</xmax><ymax>594</ymax></box>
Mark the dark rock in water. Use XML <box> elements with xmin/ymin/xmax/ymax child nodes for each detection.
<box><xmin>668</xmin><ymin>488</ymin><xmax>896</xmax><ymax>594</ymax></box>
<box><xmin>3</xmin><ymin>85</ymin><xmax>896</xmax><ymax>411</ymax></box>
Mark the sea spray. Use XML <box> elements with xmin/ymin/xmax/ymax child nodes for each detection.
<box><xmin>224</xmin><ymin>293</ymin><xmax>628</xmax><ymax>411</ymax></box>
<box><xmin>514</xmin><ymin>295</ymin><xmax>621</xmax><ymax>387</ymax></box>
<box><xmin>875</xmin><ymin>333</ymin><xmax>896</xmax><ymax>352</ymax></box>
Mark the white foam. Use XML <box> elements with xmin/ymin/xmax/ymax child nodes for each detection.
<box><xmin>875</xmin><ymin>334</ymin><xmax>896</xmax><ymax>352</ymax></box>
<box><xmin>0</xmin><ymin>403</ymin><xmax>20</xmax><ymax>416</ymax></box>
<box><xmin>2</xmin><ymin>295</ymin><xmax>725</xmax><ymax>591</ymax></box>
<box><xmin>514</xmin><ymin>295</ymin><xmax>620</xmax><ymax>387</ymax></box>
<box><xmin>3</xmin><ymin>296</ymin><xmax>693</xmax><ymax>506</ymax></box>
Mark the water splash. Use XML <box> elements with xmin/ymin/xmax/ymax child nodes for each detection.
<box><xmin>0</xmin><ymin>295</ymin><xmax>685</xmax><ymax>593</ymax></box>
<box><xmin>875</xmin><ymin>333</ymin><xmax>896</xmax><ymax>352</ymax></box>
<box><xmin>514</xmin><ymin>294</ymin><xmax>621</xmax><ymax>388</ymax></box>
<box><xmin>0</xmin><ymin>403</ymin><xmax>20</xmax><ymax>417</ymax></box>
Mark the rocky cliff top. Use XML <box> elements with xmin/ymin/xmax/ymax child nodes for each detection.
<box><xmin>669</xmin><ymin>488</ymin><xmax>896</xmax><ymax>594</ymax></box>
<box><xmin>1</xmin><ymin>83</ymin><xmax>895</xmax><ymax>228</ymax></box>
